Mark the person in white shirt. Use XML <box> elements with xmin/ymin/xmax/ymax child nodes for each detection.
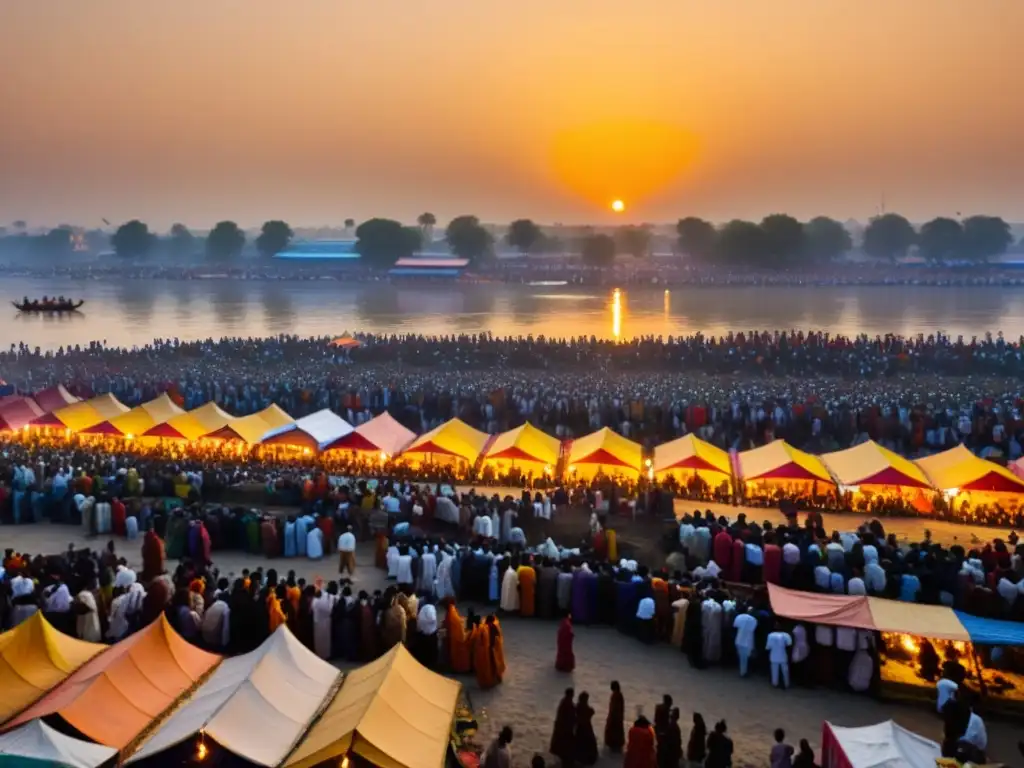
<box><xmin>311</xmin><ymin>584</ymin><xmax>339</xmax><ymax>660</ymax></box>
<box><xmin>201</xmin><ymin>594</ymin><xmax>231</xmax><ymax>651</ymax></box>
<box><xmin>733</xmin><ymin>609</ymin><xmax>758</xmax><ymax>677</ymax></box>
<box><xmin>337</xmin><ymin>526</ymin><xmax>357</xmax><ymax>576</ymax></box>
<box><xmin>636</xmin><ymin>596</ymin><xmax>657</xmax><ymax>644</ymax></box>
<box><xmin>766</xmin><ymin>625</ymin><xmax>793</xmax><ymax>689</ymax></box>
<box><xmin>864</xmin><ymin>561</ymin><xmax>887</xmax><ymax>594</ymax></box>
<box><xmin>935</xmin><ymin>678</ymin><xmax>958</xmax><ymax>713</ymax></box>
<box><xmin>961</xmin><ymin>707</ymin><xmax>987</xmax><ymax>757</ymax></box>
<box><xmin>396</xmin><ymin>547</ymin><xmax>414</xmax><ymax>587</ymax></box>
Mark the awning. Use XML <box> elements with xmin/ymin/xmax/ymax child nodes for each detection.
<box><xmin>261</xmin><ymin>409</ymin><xmax>354</xmax><ymax>451</ymax></box>
<box><xmin>127</xmin><ymin>625</ymin><xmax>339</xmax><ymax>768</ymax></box>
<box><xmin>915</xmin><ymin>444</ymin><xmax>1024</xmax><ymax>494</ymax></box>
<box><xmin>765</xmin><ymin>584</ymin><xmax>875</xmax><ymax>630</ymax></box>
<box><xmin>0</xmin><ymin>720</ymin><xmax>117</xmax><ymax>768</ymax></box>
<box><xmin>4</xmin><ymin>615</ymin><xmax>220</xmax><ymax>749</ymax></box>
<box><xmin>737</xmin><ymin>440</ymin><xmax>834</xmax><ymax>484</ymax></box>
<box><xmin>401</xmin><ymin>418</ymin><xmax>489</xmax><ymax>464</ymax></box>
<box><xmin>32</xmin><ymin>386</ymin><xmax>80</xmax><ymax>414</ymax></box>
<box><xmin>567</xmin><ymin>428</ymin><xmax>643</xmax><ymax>474</ymax></box>
<box><xmin>142</xmin><ymin>402</ymin><xmax>234</xmax><ymax>440</ymax></box>
<box><xmin>81</xmin><ymin>393</ymin><xmax>184</xmax><ymax>438</ymax></box>
<box><xmin>653</xmin><ymin>434</ymin><xmax>731</xmax><ymax>476</ymax></box>
<box><xmin>42</xmin><ymin>395</ymin><xmax>129</xmax><ymax>432</ymax></box>
<box><xmin>284</xmin><ymin>645</ymin><xmax>460</xmax><ymax>768</ymax></box>
<box><xmin>821</xmin><ymin>440</ymin><xmax>932</xmax><ymax>488</ymax></box>
<box><xmin>323</xmin><ymin>412</ymin><xmax>416</xmax><ymax>456</ymax></box>
<box><xmin>822</xmin><ymin>721</ymin><xmax>940</xmax><ymax>768</ymax></box>
<box><xmin>0</xmin><ymin>613</ymin><xmax>106</xmax><ymax>725</ymax></box>
<box><xmin>483</xmin><ymin>423</ymin><xmax>561</xmax><ymax>467</ymax></box>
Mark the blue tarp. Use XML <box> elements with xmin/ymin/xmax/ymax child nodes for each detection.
<box><xmin>954</xmin><ymin>611</ymin><xmax>1024</xmax><ymax>646</ymax></box>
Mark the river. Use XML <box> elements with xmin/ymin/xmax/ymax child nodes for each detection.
<box><xmin>4</xmin><ymin>276</ymin><xmax>1024</xmax><ymax>350</ymax></box>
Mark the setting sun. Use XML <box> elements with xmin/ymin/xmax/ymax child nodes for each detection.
<box><xmin>611</xmin><ymin>199</ymin><xmax>625</xmax><ymax>213</ymax></box>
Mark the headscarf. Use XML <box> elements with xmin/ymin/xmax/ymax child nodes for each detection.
<box><xmin>417</xmin><ymin>603</ymin><xmax>438</xmax><ymax>634</ymax></box>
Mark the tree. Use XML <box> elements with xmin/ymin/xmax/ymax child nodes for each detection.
<box><xmin>715</xmin><ymin>220</ymin><xmax>766</xmax><ymax>264</ymax></box>
<box><xmin>506</xmin><ymin>218</ymin><xmax>543</xmax><ymax>256</ymax></box>
<box><xmin>804</xmin><ymin>216</ymin><xmax>853</xmax><ymax>261</ymax></box>
<box><xmin>255</xmin><ymin>220</ymin><xmax>294</xmax><ymax>259</ymax></box>
<box><xmin>32</xmin><ymin>227</ymin><xmax>74</xmax><ymax>257</ymax></box>
<box><xmin>759</xmin><ymin>214</ymin><xmax>805</xmax><ymax>264</ymax></box>
<box><xmin>445</xmin><ymin>215</ymin><xmax>493</xmax><ymax>264</ymax></box>
<box><xmin>862</xmin><ymin>213</ymin><xmax>916</xmax><ymax>261</ymax></box>
<box><xmin>12</xmin><ymin>220</ymin><xmax>27</xmax><ymax>232</ymax></box>
<box><xmin>675</xmin><ymin>217</ymin><xmax>717</xmax><ymax>261</ymax></box>
<box><xmin>961</xmin><ymin>215</ymin><xmax>1012</xmax><ymax>262</ymax></box>
<box><xmin>580</xmin><ymin>233</ymin><xmax>616</xmax><ymax>266</ymax></box>
<box><xmin>417</xmin><ymin>212</ymin><xmax>436</xmax><ymax>237</ymax></box>
<box><xmin>205</xmin><ymin>221</ymin><xmax>246</xmax><ymax>260</ymax></box>
<box><xmin>616</xmin><ymin>225</ymin><xmax>652</xmax><ymax>259</ymax></box>
<box><xmin>917</xmin><ymin>217</ymin><xmax>963</xmax><ymax>263</ymax></box>
<box><xmin>111</xmin><ymin>219</ymin><xmax>155</xmax><ymax>259</ymax></box>
<box><xmin>354</xmin><ymin>218</ymin><xmax>421</xmax><ymax>267</ymax></box>
<box><xmin>169</xmin><ymin>223</ymin><xmax>195</xmax><ymax>256</ymax></box>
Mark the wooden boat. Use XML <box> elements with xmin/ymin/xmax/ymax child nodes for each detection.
<box><xmin>12</xmin><ymin>300</ymin><xmax>85</xmax><ymax>313</ymax></box>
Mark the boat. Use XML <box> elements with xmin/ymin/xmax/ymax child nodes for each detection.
<box><xmin>13</xmin><ymin>300</ymin><xmax>85</xmax><ymax>313</ymax></box>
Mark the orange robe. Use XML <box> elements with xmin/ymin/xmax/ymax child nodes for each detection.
<box><xmin>473</xmin><ymin>625</ymin><xmax>496</xmax><ymax>689</ymax></box>
<box><xmin>491</xmin><ymin>622</ymin><xmax>507</xmax><ymax>680</ymax></box>
<box><xmin>624</xmin><ymin>725</ymin><xmax>657</xmax><ymax>768</ymax></box>
<box><xmin>517</xmin><ymin>566</ymin><xmax>537</xmax><ymax>617</ymax></box>
<box><xmin>446</xmin><ymin>604</ymin><xmax>471</xmax><ymax>673</ymax></box>
<box><xmin>267</xmin><ymin>594</ymin><xmax>287</xmax><ymax>633</ymax></box>
<box><xmin>286</xmin><ymin>585</ymin><xmax>301</xmax><ymax>615</ymax></box>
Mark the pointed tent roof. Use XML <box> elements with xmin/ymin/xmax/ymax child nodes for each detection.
<box><xmin>483</xmin><ymin>422</ymin><xmax>560</xmax><ymax>467</ymax></box>
<box><xmin>207</xmin><ymin>404</ymin><xmax>294</xmax><ymax>444</ymax></box>
<box><xmin>0</xmin><ymin>399</ymin><xmax>44</xmax><ymax>432</ymax></box>
<box><xmin>915</xmin><ymin>444</ymin><xmax>1024</xmax><ymax>493</ymax></box>
<box><xmin>823</xmin><ymin>721</ymin><xmax>940</xmax><ymax>768</ymax></box>
<box><xmin>0</xmin><ymin>613</ymin><xmax>107</xmax><ymax>725</ymax></box>
<box><xmin>0</xmin><ymin>720</ymin><xmax>117</xmax><ymax>768</ymax></box>
<box><xmin>127</xmin><ymin>625</ymin><xmax>339</xmax><ymax>768</ymax></box>
<box><xmin>653</xmin><ymin>434</ymin><xmax>731</xmax><ymax>475</ymax></box>
<box><xmin>142</xmin><ymin>402</ymin><xmax>235</xmax><ymax>440</ymax></box>
<box><xmin>33</xmin><ymin>386</ymin><xmax>79</xmax><ymax>414</ymax></box>
<box><xmin>738</xmin><ymin>439</ymin><xmax>834</xmax><ymax>484</ymax></box>
<box><xmin>401</xmin><ymin>418</ymin><xmax>489</xmax><ymax>464</ymax></box>
<box><xmin>324</xmin><ymin>412</ymin><xmax>416</xmax><ymax>456</ymax></box>
<box><xmin>567</xmin><ymin>427</ymin><xmax>642</xmax><ymax>471</ymax></box>
<box><xmin>284</xmin><ymin>644</ymin><xmax>460</xmax><ymax>768</ymax></box>
<box><xmin>80</xmin><ymin>393</ymin><xmax>185</xmax><ymax>438</ymax></box>
<box><xmin>40</xmin><ymin>395</ymin><xmax>129</xmax><ymax>433</ymax></box>
<box><xmin>4</xmin><ymin>615</ymin><xmax>220</xmax><ymax>749</ymax></box>
<box><xmin>821</xmin><ymin>440</ymin><xmax>931</xmax><ymax>488</ymax></box>
<box><xmin>261</xmin><ymin>409</ymin><xmax>354</xmax><ymax>451</ymax></box>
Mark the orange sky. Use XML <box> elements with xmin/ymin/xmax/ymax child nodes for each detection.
<box><xmin>0</xmin><ymin>1</ymin><xmax>1020</xmax><ymax>229</ymax></box>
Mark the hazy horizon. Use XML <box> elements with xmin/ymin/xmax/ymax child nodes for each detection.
<box><xmin>1</xmin><ymin>1</ymin><xmax>1021</xmax><ymax>229</ymax></box>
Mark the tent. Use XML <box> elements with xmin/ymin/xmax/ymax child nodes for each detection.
<box><xmin>821</xmin><ymin>721</ymin><xmax>940</xmax><ymax>768</ymax></box>
<box><xmin>35</xmin><ymin>395</ymin><xmax>129</xmax><ymax>432</ymax></box>
<box><xmin>207</xmin><ymin>404</ymin><xmax>294</xmax><ymax>444</ymax></box>
<box><xmin>567</xmin><ymin>427</ymin><xmax>643</xmax><ymax>480</ymax></box>
<box><xmin>260</xmin><ymin>409</ymin><xmax>354</xmax><ymax>451</ymax></box>
<box><xmin>737</xmin><ymin>439</ymin><xmax>834</xmax><ymax>493</ymax></box>
<box><xmin>4</xmin><ymin>615</ymin><xmax>220</xmax><ymax>750</ymax></box>
<box><xmin>0</xmin><ymin>399</ymin><xmax>44</xmax><ymax>432</ymax></box>
<box><xmin>481</xmin><ymin>422</ymin><xmax>561</xmax><ymax>478</ymax></box>
<box><xmin>141</xmin><ymin>402</ymin><xmax>235</xmax><ymax>441</ymax></box>
<box><xmin>653</xmin><ymin>434</ymin><xmax>732</xmax><ymax>490</ymax></box>
<box><xmin>126</xmin><ymin>625</ymin><xmax>339</xmax><ymax>768</ymax></box>
<box><xmin>401</xmin><ymin>418</ymin><xmax>489</xmax><ymax>468</ymax></box>
<box><xmin>821</xmin><ymin>440</ymin><xmax>933</xmax><ymax>495</ymax></box>
<box><xmin>0</xmin><ymin>613</ymin><xmax>106</xmax><ymax>725</ymax></box>
<box><xmin>79</xmin><ymin>393</ymin><xmax>185</xmax><ymax>438</ymax></box>
<box><xmin>329</xmin><ymin>335</ymin><xmax>361</xmax><ymax>349</ymax></box>
<box><xmin>284</xmin><ymin>644</ymin><xmax>460</xmax><ymax>768</ymax></box>
<box><xmin>0</xmin><ymin>720</ymin><xmax>118</xmax><ymax>768</ymax></box>
<box><xmin>323</xmin><ymin>412</ymin><xmax>416</xmax><ymax>458</ymax></box>
<box><xmin>33</xmin><ymin>386</ymin><xmax>79</xmax><ymax>414</ymax></box>
<box><xmin>917</xmin><ymin>444</ymin><xmax>1024</xmax><ymax>495</ymax></box>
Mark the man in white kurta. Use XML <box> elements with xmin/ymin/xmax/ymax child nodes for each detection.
<box><xmin>500</xmin><ymin>561</ymin><xmax>520</xmax><ymax>612</ymax></box>
<box><xmin>387</xmin><ymin>544</ymin><xmax>400</xmax><ymax>579</ymax></box>
<box><xmin>306</xmin><ymin>527</ymin><xmax>324</xmax><ymax>560</ymax></box>
<box><xmin>418</xmin><ymin>548</ymin><xmax>438</xmax><ymax>594</ymax></box>
<box><xmin>311</xmin><ymin>586</ymin><xmax>339</xmax><ymax>659</ymax></box>
<box><xmin>396</xmin><ymin>550</ymin><xmax>414</xmax><ymax>588</ymax></box>
<box><xmin>435</xmin><ymin>552</ymin><xmax>455</xmax><ymax>600</ymax></box>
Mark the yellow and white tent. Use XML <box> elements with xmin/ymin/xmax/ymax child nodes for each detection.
<box><xmin>80</xmin><ymin>393</ymin><xmax>184</xmax><ymax>437</ymax></box>
<box><xmin>567</xmin><ymin>427</ymin><xmax>643</xmax><ymax>481</ymax></box>
<box><xmin>400</xmin><ymin>418</ymin><xmax>489</xmax><ymax>467</ymax></box>
<box><xmin>738</xmin><ymin>439</ymin><xmax>834</xmax><ymax>491</ymax></box>
<box><xmin>141</xmin><ymin>402</ymin><xmax>235</xmax><ymax>441</ymax></box>
<box><xmin>821</xmin><ymin>440</ymin><xmax>932</xmax><ymax>493</ymax></box>
<box><xmin>481</xmin><ymin>422</ymin><xmax>561</xmax><ymax>477</ymax></box>
<box><xmin>37</xmin><ymin>394</ymin><xmax>130</xmax><ymax>433</ymax></box>
<box><xmin>915</xmin><ymin>444</ymin><xmax>1024</xmax><ymax>496</ymax></box>
<box><xmin>207</xmin><ymin>403</ymin><xmax>295</xmax><ymax>444</ymax></box>
<box><xmin>653</xmin><ymin>434</ymin><xmax>732</xmax><ymax>490</ymax></box>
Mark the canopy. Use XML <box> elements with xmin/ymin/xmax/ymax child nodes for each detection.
<box><xmin>765</xmin><ymin>583</ymin><xmax>875</xmax><ymax>630</ymax></box>
<box><xmin>0</xmin><ymin>613</ymin><xmax>107</xmax><ymax>725</ymax></box>
<box><xmin>41</xmin><ymin>395</ymin><xmax>129</xmax><ymax>432</ymax></box>
<box><xmin>284</xmin><ymin>645</ymin><xmax>460</xmax><ymax>768</ymax></box>
<box><xmin>822</xmin><ymin>440</ymin><xmax>932</xmax><ymax>489</ymax></box>
<box><xmin>737</xmin><ymin>439</ymin><xmax>834</xmax><ymax>484</ymax></box>
<box><xmin>567</xmin><ymin>427</ymin><xmax>643</xmax><ymax>476</ymax></box>
<box><xmin>127</xmin><ymin>625</ymin><xmax>339</xmax><ymax>768</ymax></box>
<box><xmin>142</xmin><ymin>402</ymin><xmax>234</xmax><ymax>440</ymax></box>
<box><xmin>33</xmin><ymin>386</ymin><xmax>79</xmax><ymax>414</ymax></box>
<box><xmin>0</xmin><ymin>720</ymin><xmax>117</xmax><ymax>768</ymax></box>
<box><xmin>0</xmin><ymin>399</ymin><xmax>44</xmax><ymax>432</ymax></box>
<box><xmin>4</xmin><ymin>615</ymin><xmax>220</xmax><ymax>749</ymax></box>
<box><xmin>207</xmin><ymin>404</ymin><xmax>294</xmax><ymax>444</ymax></box>
<box><xmin>822</xmin><ymin>721</ymin><xmax>940</xmax><ymax>768</ymax></box>
<box><xmin>324</xmin><ymin>412</ymin><xmax>416</xmax><ymax>456</ymax></box>
<box><xmin>953</xmin><ymin>612</ymin><xmax>1024</xmax><ymax>646</ymax></box>
<box><xmin>483</xmin><ymin>423</ymin><xmax>560</xmax><ymax>467</ymax></box>
<box><xmin>261</xmin><ymin>409</ymin><xmax>354</xmax><ymax>451</ymax></box>
<box><xmin>916</xmin><ymin>444</ymin><xmax>1024</xmax><ymax>494</ymax></box>
<box><xmin>80</xmin><ymin>393</ymin><xmax>185</xmax><ymax>438</ymax></box>
<box><xmin>653</xmin><ymin>434</ymin><xmax>731</xmax><ymax>476</ymax></box>
<box><xmin>401</xmin><ymin>418</ymin><xmax>489</xmax><ymax>464</ymax></box>
<box><xmin>329</xmin><ymin>335</ymin><xmax>361</xmax><ymax>349</ymax></box>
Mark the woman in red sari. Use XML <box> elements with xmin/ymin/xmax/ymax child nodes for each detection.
<box><xmin>555</xmin><ymin>615</ymin><xmax>575</xmax><ymax>672</ymax></box>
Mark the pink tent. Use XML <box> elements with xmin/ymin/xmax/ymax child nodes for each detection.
<box><xmin>34</xmin><ymin>385</ymin><xmax>79</xmax><ymax>413</ymax></box>
<box><xmin>766</xmin><ymin>583</ymin><xmax>876</xmax><ymax>630</ymax></box>
<box><xmin>0</xmin><ymin>398</ymin><xmax>45</xmax><ymax>431</ymax></box>
<box><xmin>323</xmin><ymin>412</ymin><xmax>416</xmax><ymax>456</ymax></box>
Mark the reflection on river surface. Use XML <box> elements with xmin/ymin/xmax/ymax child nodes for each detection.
<box><xmin>4</xmin><ymin>276</ymin><xmax>1024</xmax><ymax>350</ymax></box>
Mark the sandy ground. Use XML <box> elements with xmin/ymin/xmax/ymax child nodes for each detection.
<box><xmin>3</xmin><ymin>524</ymin><xmax>1022</xmax><ymax>766</ymax></box>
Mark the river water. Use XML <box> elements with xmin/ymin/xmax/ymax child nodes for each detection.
<box><xmin>3</xmin><ymin>276</ymin><xmax>1023</xmax><ymax>350</ymax></box>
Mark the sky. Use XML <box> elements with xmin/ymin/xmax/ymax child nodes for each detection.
<box><xmin>0</xmin><ymin>1</ymin><xmax>1021</xmax><ymax>230</ymax></box>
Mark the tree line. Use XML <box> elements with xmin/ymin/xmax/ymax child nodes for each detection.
<box><xmin>2</xmin><ymin>212</ymin><xmax>1019</xmax><ymax>267</ymax></box>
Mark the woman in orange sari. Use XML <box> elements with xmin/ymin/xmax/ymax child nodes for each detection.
<box><xmin>517</xmin><ymin>562</ymin><xmax>537</xmax><ymax>617</ymax></box>
<box><xmin>474</xmin><ymin>618</ymin><xmax>497</xmax><ymax>689</ymax></box>
<box><xmin>445</xmin><ymin>601</ymin><xmax>472</xmax><ymax>673</ymax></box>
<box><xmin>624</xmin><ymin>715</ymin><xmax>657</xmax><ymax>768</ymax></box>
<box><xmin>486</xmin><ymin>615</ymin><xmax>506</xmax><ymax>682</ymax></box>
<box><xmin>267</xmin><ymin>589</ymin><xmax>287</xmax><ymax>633</ymax></box>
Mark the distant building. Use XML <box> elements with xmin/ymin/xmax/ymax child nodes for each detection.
<box><xmin>388</xmin><ymin>257</ymin><xmax>469</xmax><ymax>278</ymax></box>
<box><xmin>274</xmin><ymin>240</ymin><xmax>360</xmax><ymax>260</ymax></box>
